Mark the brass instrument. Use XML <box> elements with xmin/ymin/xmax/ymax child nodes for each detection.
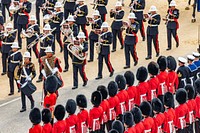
<box><xmin>40</xmin><ymin>27</ymin><xmax>57</xmax><ymax>43</ymax></box>
<box><xmin>20</xmin><ymin>26</ymin><xmax>35</xmax><ymax>39</ymax></box>
<box><xmin>95</xmin><ymin>29</ymin><xmax>102</xmax><ymax>54</ymax></box>
<box><xmin>130</xmin><ymin>0</ymin><xmax>142</xmax><ymax>12</ymax></box>
<box><xmin>60</xmin><ymin>24</ymin><xmax>74</xmax><ymax>43</ymax></box>
<box><xmin>67</xmin><ymin>41</ymin><xmax>86</xmax><ymax>60</ymax></box>
<box><xmin>121</xmin><ymin>21</ymin><xmax>129</xmax><ymax>30</ymax></box>
<box><xmin>74</xmin><ymin>6</ymin><xmax>81</xmax><ymax>19</ymax></box>
<box><xmin>9</xmin><ymin>1</ymin><xmax>26</xmax><ymax>14</ymax></box>
<box><xmin>27</xmin><ymin>34</ymin><xmax>40</xmax><ymax>49</ymax></box>
<box><xmin>0</xmin><ymin>29</ymin><xmax>17</xmax><ymax>37</ymax></box>
<box><xmin>144</xmin><ymin>14</ymin><xmax>158</xmax><ymax>22</ymax></box>
<box><xmin>91</xmin><ymin>0</ymin><xmax>98</xmax><ymax>10</ymax></box>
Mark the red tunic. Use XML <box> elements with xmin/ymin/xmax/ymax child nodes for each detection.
<box><xmin>166</xmin><ymin>71</ymin><xmax>179</xmax><ymax>94</ymax></box>
<box><xmin>195</xmin><ymin>95</ymin><xmax>200</xmax><ymax>118</ymax></box>
<box><xmin>100</xmin><ymin>99</ymin><xmax>109</xmax><ymax>124</ymax></box>
<box><xmin>163</xmin><ymin>108</ymin><xmax>176</xmax><ymax>133</ymax></box>
<box><xmin>77</xmin><ymin>109</ymin><xmax>89</xmax><ymax>133</ymax></box>
<box><xmin>52</xmin><ymin>120</ymin><xmax>66</xmax><ymax>133</ymax></box>
<box><xmin>65</xmin><ymin>114</ymin><xmax>79</xmax><ymax>133</ymax></box>
<box><xmin>89</xmin><ymin>106</ymin><xmax>103</xmax><ymax>131</ymax></box>
<box><xmin>29</xmin><ymin>124</ymin><xmax>42</xmax><ymax>133</ymax></box>
<box><xmin>135</xmin><ymin>82</ymin><xmax>149</xmax><ymax>106</ymax></box>
<box><xmin>157</xmin><ymin>71</ymin><xmax>168</xmax><ymax>96</ymax></box>
<box><xmin>152</xmin><ymin>113</ymin><xmax>165</xmax><ymax>133</ymax></box>
<box><xmin>43</xmin><ymin>93</ymin><xmax>57</xmax><ymax>112</ymax></box>
<box><xmin>124</xmin><ymin>126</ymin><xmax>136</xmax><ymax>133</ymax></box>
<box><xmin>126</xmin><ymin>86</ymin><xmax>137</xmax><ymax>111</ymax></box>
<box><xmin>186</xmin><ymin>99</ymin><xmax>197</xmax><ymax>124</ymax></box>
<box><xmin>147</xmin><ymin>76</ymin><xmax>159</xmax><ymax>101</ymax></box>
<box><xmin>142</xmin><ymin>117</ymin><xmax>155</xmax><ymax>133</ymax></box>
<box><xmin>42</xmin><ymin>123</ymin><xmax>52</xmax><ymax>133</ymax></box>
<box><xmin>116</xmin><ymin>90</ymin><xmax>129</xmax><ymax>116</ymax></box>
<box><xmin>174</xmin><ymin>103</ymin><xmax>189</xmax><ymax>129</ymax></box>
<box><xmin>134</xmin><ymin>122</ymin><xmax>145</xmax><ymax>133</ymax></box>
<box><xmin>106</xmin><ymin>96</ymin><xmax>120</xmax><ymax>121</ymax></box>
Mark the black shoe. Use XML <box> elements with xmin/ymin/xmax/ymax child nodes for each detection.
<box><xmin>134</xmin><ymin>61</ymin><xmax>138</xmax><ymax>66</ymax></box>
<box><xmin>123</xmin><ymin>66</ymin><xmax>130</xmax><ymax>69</ymax></box>
<box><xmin>156</xmin><ymin>53</ymin><xmax>160</xmax><ymax>57</ymax></box>
<box><xmin>20</xmin><ymin>108</ymin><xmax>26</xmax><ymax>113</ymax></box>
<box><xmin>72</xmin><ymin>86</ymin><xmax>78</xmax><ymax>90</ymax></box>
<box><xmin>1</xmin><ymin>72</ymin><xmax>6</xmax><ymax>76</ymax></box>
<box><xmin>176</xmin><ymin>43</ymin><xmax>179</xmax><ymax>48</ymax></box>
<box><xmin>18</xmin><ymin>89</ymin><xmax>20</xmax><ymax>93</ymax></box>
<box><xmin>8</xmin><ymin>93</ymin><xmax>14</xmax><ymax>96</ymax></box>
<box><xmin>63</xmin><ymin>69</ymin><xmax>68</xmax><ymax>72</ymax></box>
<box><xmin>88</xmin><ymin>60</ymin><xmax>93</xmax><ymax>62</ymax></box>
<box><xmin>36</xmin><ymin>79</ymin><xmax>42</xmax><ymax>83</ymax></box>
<box><xmin>31</xmin><ymin>101</ymin><xmax>35</xmax><ymax>109</ymax></box>
<box><xmin>166</xmin><ymin>48</ymin><xmax>171</xmax><ymax>51</ymax></box>
<box><xmin>109</xmin><ymin>71</ymin><xmax>114</xmax><ymax>77</ymax></box>
<box><xmin>60</xmin><ymin>48</ymin><xmax>63</xmax><ymax>53</ymax></box>
<box><xmin>83</xmin><ymin>81</ymin><xmax>87</xmax><ymax>87</ymax></box>
<box><xmin>111</xmin><ymin>49</ymin><xmax>116</xmax><ymax>52</ymax></box>
<box><xmin>120</xmin><ymin>45</ymin><xmax>124</xmax><ymax>49</ymax></box>
<box><xmin>10</xmin><ymin>16</ymin><xmax>13</xmax><ymax>21</ymax></box>
<box><xmin>145</xmin><ymin>56</ymin><xmax>152</xmax><ymax>60</ymax></box>
<box><xmin>95</xmin><ymin>76</ymin><xmax>102</xmax><ymax>80</ymax></box>
<box><xmin>142</xmin><ymin>37</ymin><xmax>145</xmax><ymax>41</ymax></box>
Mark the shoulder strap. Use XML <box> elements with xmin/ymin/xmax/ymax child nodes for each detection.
<box><xmin>22</xmin><ymin>66</ymin><xmax>29</xmax><ymax>78</ymax></box>
<box><xmin>10</xmin><ymin>50</ymin><xmax>20</xmax><ymax>57</ymax></box>
<box><xmin>45</xmin><ymin>59</ymin><xmax>53</xmax><ymax>72</ymax></box>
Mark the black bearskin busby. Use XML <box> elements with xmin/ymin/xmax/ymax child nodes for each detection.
<box><xmin>157</xmin><ymin>56</ymin><xmax>167</xmax><ymax>71</ymax></box>
<box><xmin>184</xmin><ymin>84</ymin><xmax>195</xmax><ymax>100</ymax></box>
<box><xmin>97</xmin><ymin>85</ymin><xmax>108</xmax><ymax>100</ymax></box>
<box><xmin>136</xmin><ymin>66</ymin><xmax>148</xmax><ymax>82</ymax></box>
<box><xmin>107</xmin><ymin>81</ymin><xmax>118</xmax><ymax>97</ymax></box>
<box><xmin>124</xmin><ymin>71</ymin><xmax>135</xmax><ymax>86</ymax></box>
<box><xmin>123</xmin><ymin>112</ymin><xmax>134</xmax><ymax>127</ymax></box>
<box><xmin>54</xmin><ymin>104</ymin><xmax>65</xmax><ymax>121</ymax></box>
<box><xmin>115</xmin><ymin>75</ymin><xmax>126</xmax><ymax>90</ymax></box>
<box><xmin>167</xmin><ymin>56</ymin><xmax>177</xmax><ymax>71</ymax></box>
<box><xmin>91</xmin><ymin>91</ymin><xmax>102</xmax><ymax>107</ymax></box>
<box><xmin>176</xmin><ymin>88</ymin><xmax>187</xmax><ymax>104</ymax></box>
<box><xmin>131</xmin><ymin>107</ymin><xmax>143</xmax><ymax>124</ymax></box>
<box><xmin>140</xmin><ymin>101</ymin><xmax>152</xmax><ymax>116</ymax></box>
<box><xmin>112</xmin><ymin>120</ymin><xmax>124</xmax><ymax>133</ymax></box>
<box><xmin>41</xmin><ymin>108</ymin><xmax>51</xmax><ymax>124</ymax></box>
<box><xmin>29</xmin><ymin>108</ymin><xmax>41</xmax><ymax>125</ymax></box>
<box><xmin>66</xmin><ymin>99</ymin><xmax>77</xmax><ymax>115</ymax></box>
<box><xmin>151</xmin><ymin>98</ymin><xmax>163</xmax><ymax>113</ymax></box>
<box><xmin>195</xmin><ymin>79</ymin><xmax>200</xmax><ymax>94</ymax></box>
<box><xmin>109</xmin><ymin>129</ymin><xmax>119</xmax><ymax>133</ymax></box>
<box><xmin>45</xmin><ymin>75</ymin><xmax>58</xmax><ymax>93</ymax></box>
<box><xmin>76</xmin><ymin>94</ymin><xmax>87</xmax><ymax>108</ymax></box>
<box><xmin>147</xmin><ymin>61</ymin><xmax>159</xmax><ymax>75</ymax></box>
<box><xmin>164</xmin><ymin>92</ymin><xmax>174</xmax><ymax>108</ymax></box>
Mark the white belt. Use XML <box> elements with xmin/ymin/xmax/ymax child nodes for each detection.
<box><xmin>120</xmin><ymin>102</ymin><xmax>125</xmax><ymax>114</ymax></box>
<box><xmin>168</xmin><ymin>19</ymin><xmax>175</xmax><ymax>22</ymax></box>
<box><xmin>114</xmin><ymin>19</ymin><xmax>122</xmax><ymax>22</ymax></box>
<box><xmin>148</xmin><ymin>24</ymin><xmax>158</xmax><ymax>27</ymax></box>
<box><xmin>179</xmin><ymin>116</ymin><xmax>185</xmax><ymax>129</ymax></box>
<box><xmin>133</xmin><ymin>9</ymin><xmax>144</xmax><ymax>12</ymax></box>
<box><xmin>11</xmin><ymin>60</ymin><xmax>20</xmax><ymax>63</ymax></box>
<box><xmin>144</xmin><ymin>129</ymin><xmax>151</xmax><ymax>133</ymax></box>
<box><xmin>93</xmin><ymin>118</ymin><xmax>99</xmax><ymax>131</ymax></box>
<box><xmin>125</xmin><ymin>33</ymin><xmax>135</xmax><ymax>36</ymax></box>
<box><xmin>53</xmin><ymin>20</ymin><xmax>60</xmax><ymax>24</ymax></box>
<box><xmin>69</xmin><ymin>125</ymin><xmax>76</xmax><ymax>133</ymax></box>
<box><xmin>97</xmin><ymin>4</ymin><xmax>105</xmax><ymax>6</ymax></box>
<box><xmin>168</xmin><ymin>120</ymin><xmax>173</xmax><ymax>133</ymax></box>
<box><xmin>46</xmin><ymin>7</ymin><xmax>54</xmax><ymax>9</ymax></box>
<box><xmin>128</xmin><ymin>98</ymin><xmax>134</xmax><ymax>111</ymax></box>
<box><xmin>2</xmin><ymin>42</ymin><xmax>13</xmax><ymax>45</ymax></box>
<box><xmin>40</xmin><ymin>47</ymin><xmax>46</xmax><ymax>50</ymax></box>
<box><xmin>18</xmin><ymin>13</ymin><xmax>26</xmax><ymax>16</ymax></box>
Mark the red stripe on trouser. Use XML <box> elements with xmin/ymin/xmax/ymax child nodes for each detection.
<box><xmin>107</xmin><ymin>54</ymin><xmax>113</xmax><ymax>72</ymax></box>
<box><xmin>59</xmin><ymin>32</ymin><xmax>63</xmax><ymax>47</ymax></box>
<box><xmin>35</xmin><ymin>43</ymin><xmax>39</xmax><ymax>58</ymax></box>
<box><xmin>175</xmin><ymin>35</ymin><xmax>179</xmax><ymax>44</ymax></box>
<box><xmin>82</xmin><ymin>65</ymin><xmax>88</xmax><ymax>81</ymax></box>
<box><xmin>120</xmin><ymin>31</ymin><xmax>124</xmax><ymax>45</ymax></box>
<box><xmin>104</xmin><ymin>14</ymin><xmax>106</xmax><ymax>22</ymax></box>
<box><xmin>156</xmin><ymin>34</ymin><xmax>159</xmax><ymax>53</ymax></box>
<box><xmin>141</xmin><ymin>21</ymin><xmax>145</xmax><ymax>37</ymax></box>
<box><xmin>133</xmin><ymin>44</ymin><xmax>138</xmax><ymax>61</ymax></box>
<box><xmin>84</xmin><ymin>25</ymin><xmax>88</xmax><ymax>39</ymax></box>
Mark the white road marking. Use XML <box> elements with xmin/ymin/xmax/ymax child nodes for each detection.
<box><xmin>0</xmin><ymin>97</ymin><xmax>20</xmax><ymax>108</ymax></box>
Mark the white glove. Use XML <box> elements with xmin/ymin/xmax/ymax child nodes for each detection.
<box><xmin>26</xmin><ymin>76</ymin><xmax>32</xmax><ymax>81</ymax></box>
<box><xmin>41</xmin><ymin>69</ymin><xmax>47</xmax><ymax>79</ymax></box>
<box><xmin>52</xmin><ymin>67</ymin><xmax>58</xmax><ymax>75</ymax></box>
<box><xmin>17</xmin><ymin>80</ymin><xmax>21</xmax><ymax>84</ymax></box>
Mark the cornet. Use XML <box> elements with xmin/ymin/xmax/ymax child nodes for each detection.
<box><xmin>0</xmin><ymin>29</ymin><xmax>17</xmax><ymax>38</ymax></box>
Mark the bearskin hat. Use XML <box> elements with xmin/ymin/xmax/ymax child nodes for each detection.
<box><xmin>76</xmin><ymin>94</ymin><xmax>87</xmax><ymax>108</ymax></box>
<box><xmin>184</xmin><ymin>84</ymin><xmax>195</xmax><ymax>100</ymax></box>
<box><xmin>123</xmin><ymin>112</ymin><xmax>134</xmax><ymax>127</ymax></box>
<box><xmin>194</xmin><ymin>79</ymin><xmax>200</xmax><ymax>94</ymax></box>
<box><xmin>45</xmin><ymin>75</ymin><xmax>58</xmax><ymax>93</ymax></box>
<box><xmin>65</xmin><ymin>99</ymin><xmax>77</xmax><ymax>114</ymax></box>
<box><xmin>167</xmin><ymin>56</ymin><xmax>177</xmax><ymax>71</ymax></box>
<box><xmin>136</xmin><ymin>66</ymin><xmax>148</xmax><ymax>82</ymax></box>
<box><xmin>147</xmin><ymin>61</ymin><xmax>159</xmax><ymax>75</ymax></box>
<box><xmin>109</xmin><ymin>129</ymin><xmax>119</xmax><ymax>133</ymax></box>
<box><xmin>164</xmin><ymin>92</ymin><xmax>174</xmax><ymax>108</ymax></box>
<box><xmin>54</xmin><ymin>104</ymin><xmax>65</xmax><ymax>121</ymax></box>
<box><xmin>151</xmin><ymin>98</ymin><xmax>163</xmax><ymax>113</ymax></box>
<box><xmin>91</xmin><ymin>91</ymin><xmax>102</xmax><ymax>107</ymax></box>
<box><xmin>176</xmin><ymin>88</ymin><xmax>188</xmax><ymax>104</ymax></box>
<box><xmin>140</xmin><ymin>101</ymin><xmax>152</xmax><ymax>116</ymax></box>
<box><xmin>115</xmin><ymin>75</ymin><xmax>126</xmax><ymax>90</ymax></box>
<box><xmin>124</xmin><ymin>71</ymin><xmax>135</xmax><ymax>86</ymax></box>
<box><xmin>157</xmin><ymin>56</ymin><xmax>167</xmax><ymax>71</ymax></box>
<box><xmin>112</xmin><ymin>120</ymin><xmax>124</xmax><ymax>133</ymax></box>
<box><xmin>41</xmin><ymin>108</ymin><xmax>51</xmax><ymax>124</ymax></box>
<box><xmin>29</xmin><ymin>108</ymin><xmax>41</xmax><ymax>125</ymax></box>
<box><xmin>107</xmin><ymin>81</ymin><xmax>118</xmax><ymax>97</ymax></box>
<box><xmin>131</xmin><ymin>107</ymin><xmax>142</xmax><ymax>124</ymax></box>
<box><xmin>97</xmin><ymin>85</ymin><xmax>108</xmax><ymax>100</ymax></box>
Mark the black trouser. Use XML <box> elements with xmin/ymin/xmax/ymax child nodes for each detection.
<box><xmin>21</xmin><ymin>90</ymin><xmax>34</xmax><ymax>109</ymax></box>
<box><xmin>64</xmin><ymin>9</ymin><xmax>74</xmax><ymax>20</ymax></box>
<box><xmin>192</xmin><ymin>0</ymin><xmax>197</xmax><ymax>18</ymax></box>
<box><xmin>8</xmin><ymin>71</ymin><xmax>19</xmax><ymax>93</ymax></box>
<box><xmin>112</xmin><ymin>28</ymin><xmax>123</xmax><ymax>50</ymax></box>
<box><xmin>90</xmin><ymin>130</ymin><xmax>101</xmax><ymax>133</ymax></box>
<box><xmin>137</xmin><ymin>19</ymin><xmax>145</xmax><ymax>38</ymax></box>
<box><xmin>176</xmin><ymin>128</ymin><xmax>186</xmax><ymax>133</ymax></box>
<box><xmin>36</xmin><ymin>5</ymin><xmax>41</xmax><ymax>26</ymax></box>
<box><xmin>167</xmin><ymin>28</ymin><xmax>179</xmax><ymax>49</ymax></box>
<box><xmin>100</xmin><ymin>14</ymin><xmax>106</xmax><ymax>22</ymax></box>
<box><xmin>117</xmin><ymin>114</ymin><xmax>123</xmax><ymax>123</ymax></box>
<box><xmin>52</xmin><ymin>30</ymin><xmax>63</xmax><ymax>52</ymax></box>
<box><xmin>73</xmin><ymin>63</ymin><xmax>88</xmax><ymax>87</ymax></box>
<box><xmin>100</xmin><ymin>123</ymin><xmax>107</xmax><ymax>133</ymax></box>
<box><xmin>18</xmin><ymin>24</ymin><xmax>27</xmax><ymax>48</ymax></box>
<box><xmin>186</xmin><ymin>123</ymin><xmax>194</xmax><ymax>133</ymax></box>
<box><xmin>147</xmin><ymin>34</ymin><xmax>159</xmax><ymax>57</ymax></box>
<box><xmin>89</xmin><ymin>39</ymin><xmax>97</xmax><ymax>61</ymax></box>
<box><xmin>27</xmin><ymin>42</ymin><xmax>39</xmax><ymax>58</ymax></box>
<box><xmin>195</xmin><ymin>118</ymin><xmax>200</xmax><ymax>132</ymax></box>
<box><xmin>64</xmin><ymin>43</ymin><xmax>72</xmax><ymax>70</ymax></box>
<box><xmin>158</xmin><ymin>95</ymin><xmax>165</xmax><ymax>113</ymax></box>
<box><xmin>98</xmin><ymin>54</ymin><xmax>114</xmax><ymax>77</ymax></box>
<box><xmin>2</xmin><ymin>3</ymin><xmax>10</xmax><ymax>22</ymax></box>
<box><xmin>77</xmin><ymin>24</ymin><xmax>88</xmax><ymax>40</ymax></box>
<box><xmin>107</xmin><ymin>120</ymin><xmax>114</xmax><ymax>132</ymax></box>
<box><xmin>2</xmin><ymin>53</ymin><xmax>8</xmax><ymax>73</ymax></box>
<box><xmin>124</xmin><ymin>44</ymin><xmax>138</xmax><ymax>66</ymax></box>
<box><xmin>13</xmin><ymin>14</ymin><xmax>18</xmax><ymax>29</ymax></box>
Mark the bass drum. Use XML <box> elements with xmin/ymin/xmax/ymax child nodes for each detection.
<box><xmin>20</xmin><ymin>81</ymin><xmax>37</xmax><ymax>96</ymax></box>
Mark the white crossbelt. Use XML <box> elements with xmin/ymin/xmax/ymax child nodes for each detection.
<box><xmin>125</xmin><ymin>33</ymin><xmax>135</xmax><ymax>36</ymax></box>
<box><xmin>114</xmin><ymin>19</ymin><xmax>122</xmax><ymax>22</ymax></box>
<box><xmin>18</xmin><ymin>13</ymin><xmax>26</xmax><ymax>16</ymax></box>
<box><xmin>148</xmin><ymin>24</ymin><xmax>158</xmax><ymax>27</ymax></box>
<box><xmin>2</xmin><ymin>42</ymin><xmax>13</xmax><ymax>45</ymax></box>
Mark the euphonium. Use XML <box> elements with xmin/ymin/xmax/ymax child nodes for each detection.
<box><xmin>67</xmin><ymin>41</ymin><xmax>86</xmax><ymax>60</ymax></box>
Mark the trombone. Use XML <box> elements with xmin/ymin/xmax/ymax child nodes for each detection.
<box><xmin>0</xmin><ymin>29</ymin><xmax>17</xmax><ymax>38</ymax></box>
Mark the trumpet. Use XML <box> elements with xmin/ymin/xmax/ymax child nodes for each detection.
<box><xmin>9</xmin><ymin>1</ymin><xmax>21</xmax><ymax>14</ymax></box>
<box><xmin>143</xmin><ymin>14</ymin><xmax>158</xmax><ymax>21</ymax></box>
<box><xmin>121</xmin><ymin>21</ymin><xmax>129</xmax><ymax>30</ymax></box>
<box><xmin>27</xmin><ymin>34</ymin><xmax>40</xmax><ymax>49</ymax></box>
<box><xmin>20</xmin><ymin>27</ymin><xmax>35</xmax><ymax>39</ymax></box>
<box><xmin>130</xmin><ymin>0</ymin><xmax>142</xmax><ymax>12</ymax></box>
<box><xmin>90</xmin><ymin>0</ymin><xmax>98</xmax><ymax>10</ymax></box>
<box><xmin>110</xmin><ymin>8</ymin><xmax>119</xmax><ymax>15</ymax></box>
<box><xmin>40</xmin><ymin>27</ymin><xmax>56</xmax><ymax>43</ymax></box>
<box><xmin>67</xmin><ymin>42</ymin><xmax>86</xmax><ymax>60</ymax></box>
<box><xmin>0</xmin><ymin>29</ymin><xmax>17</xmax><ymax>37</ymax></box>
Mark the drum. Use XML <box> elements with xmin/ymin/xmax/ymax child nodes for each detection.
<box><xmin>55</xmin><ymin>75</ymin><xmax>63</xmax><ymax>90</ymax></box>
<box><xmin>20</xmin><ymin>81</ymin><xmax>36</xmax><ymax>96</ymax></box>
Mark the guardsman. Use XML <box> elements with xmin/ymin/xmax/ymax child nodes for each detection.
<box><xmin>174</xmin><ymin>89</ymin><xmax>189</xmax><ymax>132</ymax></box>
<box><xmin>65</xmin><ymin>99</ymin><xmax>79</xmax><ymax>133</ymax></box>
<box><xmin>89</xmin><ymin>91</ymin><xmax>103</xmax><ymax>133</ymax></box>
<box><xmin>71</xmin><ymin>32</ymin><xmax>88</xmax><ymax>90</ymax></box>
<box><xmin>194</xmin><ymin>79</ymin><xmax>200</xmax><ymax>132</ymax></box>
<box><xmin>63</xmin><ymin>0</ymin><xmax>76</xmax><ymax>19</ymax></box>
<box><xmin>1</xmin><ymin>23</ymin><xmax>17</xmax><ymax>76</ymax></box>
<box><xmin>49</xmin><ymin>2</ymin><xmax>63</xmax><ymax>53</ymax></box>
<box><xmin>110</xmin><ymin>1</ymin><xmax>124</xmax><ymax>52</ymax></box>
<box><xmin>145</xmin><ymin>6</ymin><xmax>161</xmax><ymax>60</ymax></box>
<box><xmin>165</xmin><ymin>0</ymin><xmax>179</xmax><ymax>50</ymax></box>
<box><xmin>1</xmin><ymin>0</ymin><xmax>12</xmax><ymax>22</ymax></box>
<box><xmin>17</xmin><ymin>0</ymin><xmax>32</xmax><ymax>48</ymax></box>
<box><xmin>91</xmin><ymin>0</ymin><xmax>108</xmax><ymax>22</ymax></box>
<box><xmin>26</xmin><ymin>15</ymin><xmax>40</xmax><ymax>58</ymax></box>
<box><xmin>193</xmin><ymin>52</ymin><xmax>200</xmax><ymax>78</ymax></box>
<box><xmin>131</xmin><ymin>107</ymin><xmax>145</xmax><ymax>133</ymax></box>
<box><xmin>140</xmin><ymin>101</ymin><xmax>155</xmax><ymax>133</ymax></box>
<box><xmin>52</xmin><ymin>105</ymin><xmax>66</xmax><ymax>133</ymax></box>
<box><xmin>88</xmin><ymin>10</ymin><xmax>102</xmax><ymax>62</ymax></box>
<box><xmin>147</xmin><ymin>61</ymin><xmax>159</xmax><ymax>102</ymax></box>
<box><xmin>135</xmin><ymin>66</ymin><xmax>149</xmax><ymax>106</ymax></box>
<box><xmin>187</xmin><ymin>55</ymin><xmax>198</xmax><ymax>85</ymax></box>
<box><xmin>36</xmin><ymin>24</ymin><xmax>54</xmax><ymax>83</ymax></box>
<box><xmin>74</xmin><ymin>0</ymin><xmax>88</xmax><ymax>40</ymax></box>
<box><xmin>166</xmin><ymin>56</ymin><xmax>179</xmax><ymax>94</ymax></box>
<box><xmin>14</xmin><ymin>52</ymin><xmax>36</xmax><ymax>112</ymax></box>
<box><xmin>123</xmin><ymin>13</ymin><xmax>139</xmax><ymax>69</ymax></box>
<box><xmin>177</xmin><ymin>57</ymin><xmax>190</xmax><ymax>88</ymax></box>
<box><xmin>7</xmin><ymin>42</ymin><xmax>22</xmax><ymax>96</ymax></box>
<box><xmin>41</xmin><ymin>108</ymin><xmax>52</xmax><ymax>133</ymax></box>
<box><xmin>163</xmin><ymin>92</ymin><xmax>175</xmax><ymax>133</ymax></box>
<box><xmin>130</xmin><ymin>0</ymin><xmax>145</xmax><ymax>41</ymax></box>
<box><xmin>76</xmin><ymin>94</ymin><xmax>89</xmax><ymax>133</ymax></box>
<box><xmin>36</xmin><ymin>0</ymin><xmax>45</xmax><ymax>26</ymax></box>
<box><xmin>123</xmin><ymin>112</ymin><xmax>136</xmax><ymax>133</ymax></box>
<box><xmin>40</xmin><ymin>46</ymin><xmax>63</xmax><ymax>95</ymax></box>
<box><xmin>111</xmin><ymin>120</ymin><xmax>124</xmax><ymax>133</ymax></box>
<box><xmin>29</xmin><ymin>108</ymin><xmax>42</xmax><ymax>133</ymax></box>
<box><xmin>95</xmin><ymin>22</ymin><xmax>114</xmax><ymax>80</ymax></box>
<box><xmin>62</xmin><ymin>15</ymin><xmax>78</xmax><ymax>72</ymax></box>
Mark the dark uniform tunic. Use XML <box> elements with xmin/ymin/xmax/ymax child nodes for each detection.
<box><xmin>63</xmin><ymin>0</ymin><xmax>76</xmax><ymax>19</ymax></box>
<box><xmin>1</xmin><ymin>0</ymin><xmax>11</xmax><ymax>22</ymax></box>
<box><xmin>187</xmin><ymin>63</ymin><xmax>198</xmax><ymax>86</ymax></box>
<box><xmin>95</xmin><ymin>0</ymin><xmax>108</xmax><ymax>22</ymax></box>
<box><xmin>42</xmin><ymin>0</ymin><xmax>57</xmax><ymax>16</ymax></box>
<box><xmin>177</xmin><ymin>65</ymin><xmax>190</xmax><ymax>88</ymax></box>
<box><xmin>36</xmin><ymin>0</ymin><xmax>45</xmax><ymax>26</ymax></box>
